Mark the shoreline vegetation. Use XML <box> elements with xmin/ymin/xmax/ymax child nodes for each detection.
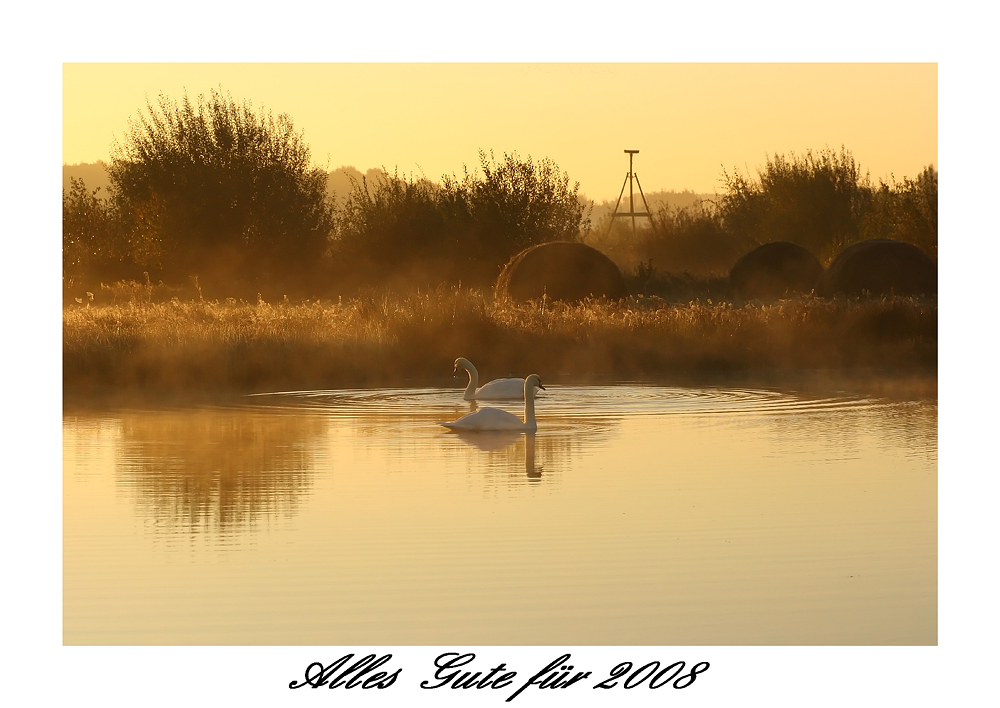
<box><xmin>63</xmin><ymin>90</ymin><xmax>937</xmax><ymax>406</ymax></box>
<box><xmin>63</xmin><ymin>288</ymin><xmax>937</xmax><ymax>407</ymax></box>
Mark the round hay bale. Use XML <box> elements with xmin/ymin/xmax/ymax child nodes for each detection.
<box><xmin>495</xmin><ymin>241</ymin><xmax>626</xmax><ymax>303</ymax></box>
<box><xmin>727</xmin><ymin>241</ymin><xmax>823</xmax><ymax>300</ymax></box>
<box><xmin>818</xmin><ymin>239</ymin><xmax>937</xmax><ymax>297</ymax></box>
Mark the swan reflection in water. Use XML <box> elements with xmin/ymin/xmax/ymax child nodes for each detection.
<box><xmin>452</xmin><ymin>430</ymin><xmax>542</xmax><ymax>480</ymax></box>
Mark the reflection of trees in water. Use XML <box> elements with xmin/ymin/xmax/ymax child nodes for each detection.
<box><xmin>117</xmin><ymin>409</ymin><xmax>325</xmax><ymax>533</ymax></box>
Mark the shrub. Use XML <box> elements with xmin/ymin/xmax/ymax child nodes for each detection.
<box><xmin>647</xmin><ymin>202</ymin><xmax>748</xmax><ymax>274</ymax></box>
<box><xmin>587</xmin><ymin>200</ymin><xmax>747</xmax><ymax>277</ymax></box>
<box><xmin>107</xmin><ymin>88</ymin><xmax>335</xmax><ymax>288</ymax></box>
<box><xmin>719</xmin><ymin>147</ymin><xmax>872</xmax><ymax>261</ymax></box>
<box><xmin>331</xmin><ymin>151</ymin><xmax>591</xmax><ymax>288</ymax></box>
<box><xmin>335</xmin><ymin>170</ymin><xmax>447</xmax><ymax>268</ymax></box>
<box><xmin>63</xmin><ymin>177</ymin><xmax>151</xmax><ymax>286</ymax></box>
<box><xmin>862</xmin><ymin>166</ymin><xmax>937</xmax><ymax>259</ymax></box>
<box><xmin>441</xmin><ymin>150</ymin><xmax>591</xmax><ymax>264</ymax></box>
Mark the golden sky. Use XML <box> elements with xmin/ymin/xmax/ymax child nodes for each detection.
<box><xmin>63</xmin><ymin>63</ymin><xmax>936</xmax><ymax>201</ymax></box>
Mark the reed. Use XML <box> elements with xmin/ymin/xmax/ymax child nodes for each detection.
<box><xmin>63</xmin><ymin>288</ymin><xmax>936</xmax><ymax>403</ymax></box>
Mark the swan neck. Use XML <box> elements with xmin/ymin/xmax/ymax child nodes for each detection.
<box><xmin>523</xmin><ymin>387</ymin><xmax>537</xmax><ymax>430</ymax></box>
<box><xmin>463</xmin><ymin>364</ymin><xmax>479</xmax><ymax>400</ymax></box>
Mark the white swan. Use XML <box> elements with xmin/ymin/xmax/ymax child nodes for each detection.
<box><xmin>454</xmin><ymin>357</ymin><xmax>526</xmax><ymax>400</ymax></box>
<box><xmin>439</xmin><ymin>375</ymin><xmax>545</xmax><ymax>432</ymax></box>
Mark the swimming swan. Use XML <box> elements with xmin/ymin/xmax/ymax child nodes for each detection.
<box><xmin>454</xmin><ymin>357</ymin><xmax>526</xmax><ymax>400</ymax></box>
<box><xmin>439</xmin><ymin>375</ymin><xmax>545</xmax><ymax>431</ymax></box>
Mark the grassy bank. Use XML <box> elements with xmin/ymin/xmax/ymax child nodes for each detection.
<box><xmin>63</xmin><ymin>288</ymin><xmax>937</xmax><ymax>404</ymax></box>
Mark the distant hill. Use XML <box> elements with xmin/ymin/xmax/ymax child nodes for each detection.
<box><xmin>63</xmin><ymin>162</ymin><xmax>387</xmax><ymax>205</ymax></box>
<box><xmin>64</xmin><ymin>162</ymin><xmax>713</xmax><ymax>218</ymax></box>
<box><xmin>326</xmin><ymin>166</ymin><xmax>387</xmax><ymax>205</ymax></box>
<box><xmin>586</xmin><ymin>189</ymin><xmax>718</xmax><ymax>224</ymax></box>
<box><xmin>63</xmin><ymin>162</ymin><xmax>111</xmax><ymax>196</ymax></box>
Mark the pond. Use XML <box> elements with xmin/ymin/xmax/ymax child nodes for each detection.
<box><xmin>63</xmin><ymin>383</ymin><xmax>936</xmax><ymax>645</ymax></box>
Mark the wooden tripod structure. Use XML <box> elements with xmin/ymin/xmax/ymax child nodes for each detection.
<box><xmin>605</xmin><ymin>149</ymin><xmax>653</xmax><ymax>237</ymax></box>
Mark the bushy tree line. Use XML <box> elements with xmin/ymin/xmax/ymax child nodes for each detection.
<box><xmin>861</xmin><ymin>165</ymin><xmax>937</xmax><ymax>259</ymax></box>
<box><xmin>105</xmin><ymin>89</ymin><xmax>335</xmax><ymax>292</ymax></box>
<box><xmin>587</xmin><ymin>202</ymin><xmax>740</xmax><ymax>276</ymax></box>
<box><xmin>63</xmin><ymin>177</ymin><xmax>127</xmax><ymax>285</ymax></box>
<box><xmin>589</xmin><ymin>147</ymin><xmax>937</xmax><ymax>276</ymax></box>
<box><xmin>64</xmin><ymin>91</ymin><xmax>935</xmax><ymax>297</ymax></box>
<box><xmin>335</xmin><ymin>151</ymin><xmax>589</xmax><ymax>286</ymax></box>
<box><xmin>63</xmin><ymin>91</ymin><xmax>587</xmax><ymax>297</ymax></box>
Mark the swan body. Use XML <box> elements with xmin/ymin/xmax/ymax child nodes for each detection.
<box><xmin>439</xmin><ymin>375</ymin><xmax>545</xmax><ymax>432</ymax></box>
<box><xmin>454</xmin><ymin>357</ymin><xmax>525</xmax><ymax>400</ymax></box>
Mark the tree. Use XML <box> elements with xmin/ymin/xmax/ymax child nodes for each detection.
<box><xmin>335</xmin><ymin>170</ymin><xmax>446</xmax><ymax>268</ymax></box>
<box><xmin>863</xmin><ymin>166</ymin><xmax>937</xmax><ymax>259</ymax></box>
<box><xmin>720</xmin><ymin>147</ymin><xmax>872</xmax><ymax>260</ymax></box>
<box><xmin>107</xmin><ymin>88</ymin><xmax>335</xmax><ymax>288</ymax></box>
<box><xmin>442</xmin><ymin>150</ymin><xmax>590</xmax><ymax>264</ymax></box>
<box><xmin>63</xmin><ymin>177</ymin><xmax>139</xmax><ymax>284</ymax></box>
<box><xmin>330</xmin><ymin>151</ymin><xmax>590</xmax><ymax>287</ymax></box>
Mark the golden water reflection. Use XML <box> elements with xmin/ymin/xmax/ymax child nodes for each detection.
<box><xmin>116</xmin><ymin>408</ymin><xmax>323</xmax><ymax>533</ymax></box>
<box><xmin>106</xmin><ymin>403</ymin><xmax>605</xmax><ymax>534</ymax></box>
<box><xmin>64</xmin><ymin>384</ymin><xmax>936</xmax><ymax>645</ymax></box>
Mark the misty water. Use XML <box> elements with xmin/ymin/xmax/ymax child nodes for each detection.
<box><xmin>63</xmin><ymin>383</ymin><xmax>936</xmax><ymax>645</ymax></box>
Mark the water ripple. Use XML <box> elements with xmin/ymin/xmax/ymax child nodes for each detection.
<box><xmin>245</xmin><ymin>384</ymin><xmax>889</xmax><ymax>421</ymax></box>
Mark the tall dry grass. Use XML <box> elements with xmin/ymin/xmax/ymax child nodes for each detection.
<box><xmin>63</xmin><ymin>288</ymin><xmax>936</xmax><ymax>403</ymax></box>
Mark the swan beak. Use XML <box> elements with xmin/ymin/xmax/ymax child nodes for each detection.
<box><xmin>538</xmin><ymin>384</ymin><xmax>546</xmax><ymax>390</ymax></box>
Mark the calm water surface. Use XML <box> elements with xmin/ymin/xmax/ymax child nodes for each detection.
<box><xmin>63</xmin><ymin>384</ymin><xmax>936</xmax><ymax>645</ymax></box>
